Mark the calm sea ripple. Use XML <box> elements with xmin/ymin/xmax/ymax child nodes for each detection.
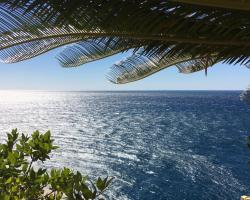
<box><xmin>0</xmin><ymin>91</ymin><xmax>250</xmax><ymax>199</ymax></box>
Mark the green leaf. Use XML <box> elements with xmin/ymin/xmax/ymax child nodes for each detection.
<box><xmin>81</xmin><ymin>184</ymin><xmax>94</xmax><ymax>200</ymax></box>
<box><xmin>5</xmin><ymin>177</ymin><xmax>12</xmax><ymax>184</ymax></box>
<box><xmin>7</xmin><ymin>152</ymin><xmax>16</xmax><ymax>164</ymax></box>
<box><xmin>11</xmin><ymin>185</ymin><xmax>18</xmax><ymax>192</ymax></box>
<box><xmin>43</xmin><ymin>131</ymin><xmax>51</xmax><ymax>141</ymax></box>
<box><xmin>96</xmin><ymin>177</ymin><xmax>106</xmax><ymax>192</ymax></box>
<box><xmin>22</xmin><ymin>163</ymin><xmax>28</xmax><ymax>171</ymax></box>
<box><xmin>3</xmin><ymin>194</ymin><xmax>10</xmax><ymax>200</ymax></box>
<box><xmin>30</xmin><ymin>168</ymin><xmax>36</xmax><ymax>179</ymax></box>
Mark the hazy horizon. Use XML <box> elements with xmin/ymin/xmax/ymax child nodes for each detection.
<box><xmin>0</xmin><ymin>89</ymin><xmax>244</xmax><ymax>92</ymax></box>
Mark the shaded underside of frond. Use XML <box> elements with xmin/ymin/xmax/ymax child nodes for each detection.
<box><xmin>4</xmin><ymin>0</ymin><xmax>250</xmax><ymax>30</ymax></box>
<box><xmin>171</xmin><ymin>0</ymin><xmax>250</xmax><ymax>11</ymax></box>
<box><xmin>3</xmin><ymin>1</ymin><xmax>250</xmax><ymax>44</ymax></box>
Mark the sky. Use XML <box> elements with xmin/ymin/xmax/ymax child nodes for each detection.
<box><xmin>0</xmin><ymin>48</ymin><xmax>249</xmax><ymax>91</ymax></box>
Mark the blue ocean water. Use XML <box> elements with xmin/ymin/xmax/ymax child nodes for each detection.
<box><xmin>0</xmin><ymin>90</ymin><xmax>250</xmax><ymax>199</ymax></box>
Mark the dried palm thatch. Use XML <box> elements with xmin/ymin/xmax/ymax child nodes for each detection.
<box><xmin>0</xmin><ymin>0</ymin><xmax>249</xmax><ymax>84</ymax></box>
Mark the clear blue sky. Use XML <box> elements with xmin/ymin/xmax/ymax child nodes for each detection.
<box><xmin>0</xmin><ymin>48</ymin><xmax>249</xmax><ymax>91</ymax></box>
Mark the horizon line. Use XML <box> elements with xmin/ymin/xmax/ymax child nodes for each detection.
<box><xmin>0</xmin><ymin>89</ymin><xmax>243</xmax><ymax>92</ymax></box>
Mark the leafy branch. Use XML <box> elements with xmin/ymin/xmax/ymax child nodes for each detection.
<box><xmin>0</xmin><ymin>129</ymin><xmax>113</xmax><ymax>200</ymax></box>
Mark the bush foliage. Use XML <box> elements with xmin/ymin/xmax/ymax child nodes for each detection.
<box><xmin>0</xmin><ymin>129</ymin><xmax>113</xmax><ymax>200</ymax></box>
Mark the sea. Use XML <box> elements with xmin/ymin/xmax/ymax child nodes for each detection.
<box><xmin>0</xmin><ymin>90</ymin><xmax>249</xmax><ymax>200</ymax></box>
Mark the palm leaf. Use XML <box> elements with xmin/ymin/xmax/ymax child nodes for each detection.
<box><xmin>0</xmin><ymin>37</ymin><xmax>84</xmax><ymax>63</ymax></box>
<box><xmin>108</xmin><ymin>51</ymin><xmax>219</xmax><ymax>84</ymax></box>
<box><xmin>0</xmin><ymin>1</ymin><xmax>249</xmax><ymax>85</ymax></box>
<box><xmin>57</xmin><ymin>37</ymin><xmax>140</xmax><ymax>67</ymax></box>
<box><xmin>1</xmin><ymin>2</ymin><xmax>250</xmax><ymax>67</ymax></box>
<box><xmin>176</xmin><ymin>57</ymin><xmax>218</xmax><ymax>74</ymax></box>
<box><xmin>0</xmin><ymin>5</ymin><xmax>90</xmax><ymax>62</ymax></box>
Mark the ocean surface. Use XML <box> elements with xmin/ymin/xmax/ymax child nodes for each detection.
<box><xmin>0</xmin><ymin>90</ymin><xmax>250</xmax><ymax>199</ymax></box>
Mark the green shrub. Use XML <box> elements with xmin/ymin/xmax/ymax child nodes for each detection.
<box><xmin>0</xmin><ymin>129</ymin><xmax>113</xmax><ymax>200</ymax></box>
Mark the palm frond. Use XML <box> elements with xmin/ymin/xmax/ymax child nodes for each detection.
<box><xmin>177</xmin><ymin>57</ymin><xmax>218</xmax><ymax>74</ymax></box>
<box><xmin>0</xmin><ymin>1</ymin><xmax>249</xmax><ymax>85</ymax></box>
<box><xmin>0</xmin><ymin>5</ymin><xmax>89</xmax><ymax>63</ymax></box>
<box><xmin>0</xmin><ymin>37</ymin><xmax>83</xmax><ymax>63</ymax></box>
<box><xmin>57</xmin><ymin>37</ymin><xmax>139</xmax><ymax>67</ymax></box>
<box><xmin>1</xmin><ymin>2</ymin><xmax>250</xmax><ymax>67</ymax></box>
<box><xmin>107</xmin><ymin>51</ymin><xmax>219</xmax><ymax>84</ymax></box>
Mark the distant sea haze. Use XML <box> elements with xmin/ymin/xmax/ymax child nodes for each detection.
<box><xmin>0</xmin><ymin>90</ymin><xmax>249</xmax><ymax>200</ymax></box>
